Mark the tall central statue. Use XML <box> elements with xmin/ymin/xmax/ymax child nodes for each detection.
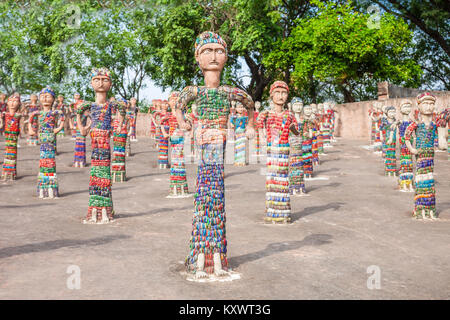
<box><xmin>173</xmin><ymin>31</ymin><xmax>255</xmax><ymax>280</ymax></box>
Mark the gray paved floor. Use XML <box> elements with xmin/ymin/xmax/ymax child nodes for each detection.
<box><xmin>0</xmin><ymin>135</ymin><xmax>449</xmax><ymax>299</ymax></box>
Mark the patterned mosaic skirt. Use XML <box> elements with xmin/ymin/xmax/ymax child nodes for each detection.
<box><xmin>37</xmin><ymin>132</ymin><xmax>59</xmax><ymax>198</ymax></box>
<box><xmin>384</xmin><ymin>141</ymin><xmax>397</xmax><ymax>175</ymax></box>
<box><xmin>317</xmin><ymin>132</ymin><xmax>324</xmax><ymax>154</ymax></box>
<box><xmin>157</xmin><ymin>130</ymin><xmax>169</xmax><ymax>168</ymax></box>
<box><xmin>371</xmin><ymin>122</ymin><xmax>377</xmax><ymax>144</ymax></box>
<box><xmin>27</xmin><ymin>134</ymin><xmax>39</xmax><ymax>146</ymax></box>
<box><xmin>302</xmin><ymin>139</ymin><xmax>313</xmax><ymax>177</ymax></box>
<box><xmin>289</xmin><ymin>137</ymin><xmax>305</xmax><ymax>194</ymax></box>
<box><xmin>322</xmin><ymin>125</ymin><xmax>331</xmax><ymax>146</ymax></box>
<box><xmin>234</xmin><ymin>127</ymin><xmax>246</xmax><ymax>166</ymax></box>
<box><xmin>111</xmin><ymin>129</ymin><xmax>127</xmax><ymax>183</ymax></box>
<box><xmin>169</xmin><ymin>135</ymin><xmax>188</xmax><ymax>196</ymax></box>
<box><xmin>2</xmin><ymin>131</ymin><xmax>19</xmax><ymax>180</ymax></box>
<box><xmin>253</xmin><ymin>128</ymin><xmax>260</xmax><ymax>156</ymax></box>
<box><xmin>312</xmin><ymin>133</ymin><xmax>319</xmax><ymax>165</ymax></box>
<box><xmin>413</xmin><ymin>148</ymin><xmax>436</xmax><ymax>218</ymax></box>
<box><xmin>74</xmin><ymin>130</ymin><xmax>87</xmax><ymax>167</ymax></box>
<box><xmin>265</xmin><ymin>142</ymin><xmax>291</xmax><ymax>223</ymax></box>
<box><xmin>85</xmin><ymin>129</ymin><xmax>113</xmax><ymax>223</ymax></box>
<box><xmin>186</xmin><ymin>141</ymin><xmax>227</xmax><ymax>275</ymax></box>
<box><xmin>398</xmin><ymin>145</ymin><xmax>413</xmax><ymax>189</ymax></box>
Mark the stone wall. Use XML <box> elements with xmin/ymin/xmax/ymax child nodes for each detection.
<box><xmin>334</xmin><ymin>95</ymin><xmax>450</xmax><ymax>140</ymax></box>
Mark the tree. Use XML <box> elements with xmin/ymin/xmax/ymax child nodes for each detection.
<box><xmin>265</xmin><ymin>0</ymin><xmax>422</xmax><ymax>103</ymax></box>
<box><xmin>369</xmin><ymin>0</ymin><xmax>450</xmax><ymax>90</ymax></box>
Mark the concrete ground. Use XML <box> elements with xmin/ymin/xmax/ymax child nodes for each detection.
<box><xmin>0</xmin><ymin>135</ymin><xmax>449</xmax><ymax>300</ymax></box>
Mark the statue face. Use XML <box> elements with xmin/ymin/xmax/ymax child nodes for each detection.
<box><xmin>195</xmin><ymin>43</ymin><xmax>227</xmax><ymax>73</ymax></box>
<box><xmin>91</xmin><ymin>75</ymin><xmax>112</xmax><ymax>93</ymax></box>
<box><xmin>0</xmin><ymin>93</ymin><xmax>6</xmax><ymax>101</ymax></box>
<box><xmin>400</xmin><ymin>104</ymin><xmax>412</xmax><ymax>115</ymax></box>
<box><xmin>318</xmin><ymin>104</ymin><xmax>324</xmax><ymax>112</ymax></box>
<box><xmin>270</xmin><ymin>88</ymin><xmax>288</xmax><ymax>106</ymax></box>
<box><xmin>236</xmin><ymin>103</ymin><xmax>245</xmax><ymax>114</ymax></box>
<box><xmin>387</xmin><ymin>109</ymin><xmax>396</xmax><ymax>119</ymax></box>
<box><xmin>39</xmin><ymin>93</ymin><xmax>54</xmax><ymax>108</ymax></box>
<box><xmin>162</xmin><ymin>102</ymin><xmax>169</xmax><ymax>111</ymax></box>
<box><xmin>74</xmin><ymin>94</ymin><xmax>80</xmax><ymax>100</ymax></box>
<box><xmin>30</xmin><ymin>95</ymin><xmax>37</xmax><ymax>103</ymax></box>
<box><xmin>8</xmin><ymin>97</ymin><xmax>20</xmax><ymax>111</ymax></box>
<box><xmin>303</xmin><ymin>106</ymin><xmax>312</xmax><ymax>117</ymax></box>
<box><xmin>311</xmin><ymin>104</ymin><xmax>317</xmax><ymax>113</ymax></box>
<box><xmin>292</xmin><ymin>102</ymin><xmax>303</xmax><ymax>114</ymax></box>
<box><xmin>418</xmin><ymin>100</ymin><xmax>435</xmax><ymax>115</ymax></box>
<box><xmin>255</xmin><ymin>101</ymin><xmax>261</xmax><ymax>109</ymax></box>
<box><xmin>57</xmin><ymin>96</ymin><xmax>64</xmax><ymax>102</ymax></box>
<box><xmin>130</xmin><ymin>98</ymin><xmax>137</xmax><ymax>106</ymax></box>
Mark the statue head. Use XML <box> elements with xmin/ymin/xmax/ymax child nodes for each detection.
<box><xmin>417</xmin><ymin>92</ymin><xmax>436</xmax><ymax>115</ymax></box>
<box><xmin>303</xmin><ymin>104</ymin><xmax>312</xmax><ymax>117</ymax></box>
<box><xmin>235</xmin><ymin>101</ymin><xmax>245</xmax><ymax>114</ymax></box>
<box><xmin>90</xmin><ymin>67</ymin><xmax>112</xmax><ymax>93</ymax></box>
<box><xmin>30</xmin><ymin>94</ymin><xmax>38</xmax><ymax>103</ymax></box>
<box><xmin>168</xmin><ymin>91</ymin><xmax>180</xmax><ymax>109</ymax></box>
<box><xmin>130</xmin><ymin>97</ymin><xmax>137</xmax><ymax>106</ymax></box>
<box><xmin>39</xmin><ymin>86</ymin><xmax>55</xmax><ymax>109</ymax></box>
<box><xmin>291</xmin><ymin>97</ymin><xmax>303</xmax><ymax>114</ymax></box>
<box><xmin>317</xmin><ymin>103</ymin><xmax>324</xmax><ymax>113</ymax></box>
<box><xmin>0</xmin><ymin>92</ymin><xmax>6</xmax><ymax>101</ymax></box>
<box><xmin>195</xmin><ymin>31</ymin><xmax>228</xmax><ymax>74</ymax></box>
<box><xmin>161</xmin><ymin>100</ymin><xmax>169</xmax><ymax>111</ymax></box>
<box><xmin>191</xmin><ymin>102</ymin><xmax>198</xmax><ymax>116</ymax></box>
<box><xmin>270</xmin><ymin>81</ymin><xmax>289</xmax><ymax>108</ymax></box>
<box><xmin>381</xmin><ymin>105</ymin><xmax>388</xmax><ymax>115</ymax></box>
<box><xmin>255</xmin><ymin>101</ymin><xmax>261</xmax><ymax>111</ymax></box>
<box><xmin>400</xmin><ymin>99</ymin><xmax>412</xmax><ymax>115</ymax></box>
<box><xmin>74</xmin><ymin>92</ymin><xmax>81</xmax><ymax>101</ymax></box>
<box><xmin>57</xmin><ymin>95</ymin><xmax>64</xmax><ymax>103</ymax></box>
<box><xmin>386</xmin><ymin>106</ymin><xmax>396</xmax><ymax>119</ymax></box>
<box><xmin>310</xmin><ymin>103</ymin><xmax>317</xmax><ymax>114</ymax></box>
<box><xmin>7</xmin><ymin>93</ymin><xmax>21</xmax><ymax>112</ymax></box>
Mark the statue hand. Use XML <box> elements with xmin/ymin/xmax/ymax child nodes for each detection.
<box><xmin>245</xmin><ymin>126</ymin><xmax>255</xmax><ymax>139</ymax></box>
<box><xmin>410</xmin><ymin>147</ymin><xmax>418</xmax><ymax>155</ymax></box>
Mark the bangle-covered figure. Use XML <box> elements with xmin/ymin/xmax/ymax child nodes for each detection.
<box><xmin>163</xmin><ymin>91</ymin><xmax>189</xmax><ymax>197</ymax></box>
<box><xmin>1</xmin><ymin>93</ymin><xmax>22</xmax><ymax>181</ymax></box>
<box><xmin>289</xmin><ymin>97</ymin><xmax>307</xmax><ymax>195</ymax></box>
<box><xmin>157</xmin><ymin>100</ymin><xmax>171</xmax><ymax>169</ymax></box>
<box><xmin>29</xmin><ymin>87</ymin><xmax>65</xmax><ymax>198</ymax></box>
<box><xmin>111</xmin><ymin>98</ymin><xmax>130</xmax><ymax>183</ymax></box>
<box><xmin>257</xmin><ymin>81</ymin><xmax>299</xmax><ymax>223</ymax></box>
<box><xmin>397</xmin><ymin>100</ymin><xmax>414</xmax><ymax>191</ymax></box>
<box><xmin>381</xmin><ymin>106</ymin><xmax>398</xmax><ymax>177</ymax></box>
<box><xmin>230</xmin><ymin>101</ymin><xmax>248</xmax><ymax>166</ymax></box>
<box><xmin>437</xmin><ymin>107</ymin><xmax>449</xmax><ymax>160</ymax></box>
<box><xmin>404</xmin><ymin>93</ymin><xmax>440</xmax><ymax>220</ymax></box>
<box><xmin>174</xmin><ymin>31</ymin><xmax>255</xmax><ymax>280</ymax></box>
<box><xmin>77</xmin><ymin>68</ymin><xmax>125</xmax><ymax>224</ymax></box>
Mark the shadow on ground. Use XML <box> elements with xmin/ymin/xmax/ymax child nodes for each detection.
<box><xmin>0</xmin><ymin>234</ymin><xmax>131</xmax><ymax>259</ymax></box>
<box><xmin>291</xmin><ymin>202</ymin><xmax>345</xmax><ymax>222</ymax></box>
<box><xmin>229</xmin><ymin>234</ymin><xmax>332</xmax><ymax>269</ymax></box>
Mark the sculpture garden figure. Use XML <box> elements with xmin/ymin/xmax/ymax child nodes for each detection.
<box><xmin>173</xmin><ymin>31</ymin><xmax>255</xmax><ymax>279</ymax></box>
<box><xmin>76</xmin><ymin>68</ymin><xmax>124</xmax><ymax>224</ymax></box>
<box><xmin>28</xmin><ymin>87</ymin><xmax>65</xmax><ymax>198</ymax></box>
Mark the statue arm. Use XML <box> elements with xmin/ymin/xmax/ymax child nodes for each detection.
<box><xmin>174</xmin><ymin>86</ymin><xmax>198</xmax><ymax>131</ymax></box>
<box><xmin>404</xmin><ymin>122</ymin><xmax>418</xmax><ymax>154</ymax></box>
<box><xmin>54</xmin><ymin>111</ymin><xmax>65</xmax><ymax>134</ymax></box>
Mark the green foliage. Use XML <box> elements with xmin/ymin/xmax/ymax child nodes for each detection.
<box><xmin>265</xmin><ymin>0</ymin><xmax>422</xmax><ymax>102</ymax></box>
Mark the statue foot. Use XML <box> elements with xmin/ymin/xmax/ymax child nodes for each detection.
<box><xmin>214</xmin><ymin>268</ymin><xmax>229</xmax><ymax>277</ymax></box>
<box><xmin>100</xmin><ymin>208</ymin><xmax>109</xmax><ymax>223</ymax></box>
<box><xmin>195</xmin><ymin>270</ymin><xmax>208</xmax><ymax>280</ymax></box>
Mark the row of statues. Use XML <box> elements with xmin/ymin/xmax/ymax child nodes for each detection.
<box><xmin>3</xmin><ymin>31</ymin><xmax>448</xmax><ymax>282</ymax></box>
<box><xmin>368</xmin><ymin>95</ymin><xmax>449</xmax><ymax>219</ymax></box>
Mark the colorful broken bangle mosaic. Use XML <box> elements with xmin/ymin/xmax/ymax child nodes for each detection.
<box><xmin>2</xmin><ymin>113</ymin><xmax>21</xmax><ymax>180</ymax></box>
